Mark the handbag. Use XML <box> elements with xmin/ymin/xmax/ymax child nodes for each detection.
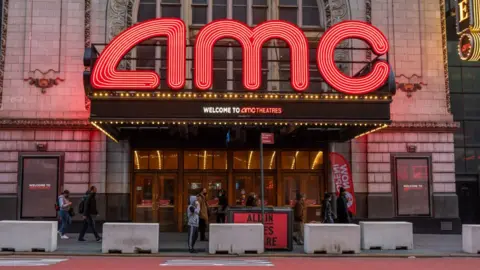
<box><xmin>68</xmin><ymin>207</ymin><xmax>75</xmax><ymax>217</ymax></box>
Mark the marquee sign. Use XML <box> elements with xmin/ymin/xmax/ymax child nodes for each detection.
<box><xmin>456</xmin><ymin>0</ymin><xmax>480</xmax><ymax>61</ymax></box>
<box><xmin>90</xmin><ymin>19</ymin><xmax>390</xmax><ymax>95</ymax></box>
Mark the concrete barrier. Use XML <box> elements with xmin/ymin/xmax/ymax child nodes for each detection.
<box><xmin>462</xmin><ymin>225</ymin><xmax>480</xmax><ymax>254</ymax></box>
<box><xmin>360</xmin><ymin>222</ymin><xmax>413</xmax><ymax>250</ymax></box>
<box><xmin>0</xmin><ymin>220</ymin><xmax>58</xmax><ymax>252</ymax></box>
<box><xmin>102</xmin><ymin>223</ymin><xmax>159</xmax><ymax>254</ymax></box>
<box><xmin>209</xmin><ymin>224</ymin><xmax>264</xmax><ymax>254</ymax></box>
<box><xmin>304</xmin><ymin>224</ymin><xmax>360</xmax><ymax>254</ymax></box>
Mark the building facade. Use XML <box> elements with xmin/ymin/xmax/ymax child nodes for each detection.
<box><xmin>445</xmin><ymin>0</ymin><xmax>480</xmax><ymax>225</ymax></box>
<box><xmin>0</xmin><ymin>0</ymin><xmax>461</xmax><ymax>233</ymax></box>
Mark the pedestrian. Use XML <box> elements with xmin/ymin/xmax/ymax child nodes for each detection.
<box><xmin>336</xmin><ymin>187</ymin><xmax>351</xmax><ymax>224</ymax></box>
<box><xmin>78</xmin><ymin>186</ymin><xmax>102</xmax><ymax>242</ymax></box>
<box><xmin>245</xmin><ymin>192</ymin><xmax>257</xmax><ymax>207</ymax></box>
<box><xmin>216</xmin><ymin>189</ymin><xmax>228</xmax><ymax>223</ymax></box>
<box><xmin>196</xmin><ymin>188</ymin><xmax>209</xmax><ymax>241</ymax></box>
<box><xmin>322</xmin><ymin>193</ymin><xmax>334</xmax><ymax>223</ymax></box>
<box><xmin>57</xmin><ymin>190</ymin><xmax>73</xmax><ymax>239</ymax></box>
<box><xmin>293</xmin><ymin>193</ymin><xmax>305</xmax><ymax>245</ymax></box>
<box><xmin>187</xmin><ymin>195</ymin><xmax>200</xmax><ymax>253</ymax></box>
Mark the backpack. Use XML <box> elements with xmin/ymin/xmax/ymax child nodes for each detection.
<box><xmin>78</xmin><ymin>195</ymin><xmax>87</xmax><ymax>214</ymax></box>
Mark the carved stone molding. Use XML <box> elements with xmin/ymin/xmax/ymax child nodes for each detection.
<box><xmin>395</xmin><ymin>74</ymin><xmax>427</xmax><ymax>98</ymax></box>
<box><xmin>85</xmin><ymin>0</ymin><xmax>91</xmax><ymax>111</ymax></box>
<box><xmin>439</xmin><ymin>0</ymin><xmax>451</xmax><ymax>114</ymax></box>
<box><xmin>365</xmin><ymin>0</ymin><xmax>372</xmax><ymax>61</ymax></box>
<box><xmin>0</xmin><ymin>0</ymin><xmax>9</xmax><ymax>109</ymax></box>
<box><xmin>0</xmin><ymin>119</ymin><xmax>93</xmax><ymax>129</ymax></box>
<box><xmin>24</xmin><ymin>69</ymin><xmax>65</xmax><ymax>94</ymax></box>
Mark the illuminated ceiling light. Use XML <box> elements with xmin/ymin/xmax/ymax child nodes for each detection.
<box><xmin>311</xmin><ymin>151</ymin><xmax>323</xmax><ymax>170</ymax></box>
<box><xmin>91</xmin><ymin>122</ymin><xmax>118</xmax><ymax>143</ymax></box>
<box><xmin>269</xmin><ymin>151</ymin><xmax>276</xmax><ymax>170</ymax></box>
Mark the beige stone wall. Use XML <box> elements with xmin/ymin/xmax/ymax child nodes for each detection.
<box><xmin>1</xmin><ymin>0</ymin><xmax>88</xmax><ymax>119</ymax></box>
<box><xmin>0</xmin><ymin>130</ymin><xmax>105</xmax><ymax>195</ymax></box>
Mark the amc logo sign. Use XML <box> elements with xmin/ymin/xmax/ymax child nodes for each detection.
<box><xmin>91</xmin><ymin>19</ymin><xmax>390</xmax><ymax>95</ymax></box>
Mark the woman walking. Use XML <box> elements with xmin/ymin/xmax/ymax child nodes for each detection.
<box><xmin>58</xmin><ymin>190</ymin><xmax>73</xmax><ymax>239</ymax></box>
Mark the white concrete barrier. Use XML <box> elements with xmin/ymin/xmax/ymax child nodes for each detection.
<box><xmin>209</xmin><ymin>224</ymin><xmax>264</xmax><ymax>254</ymax></box>
<box><xmin>462</xmin><ymin>225</ymin><xmax>480</xmax><ymax>254</ymax></box>
<box><xmin>102</xmin><ymin>223</ymin><xmax>159</xmax><ymax>254</ymax></box>
<box><xmin>360</xmin><ymin>222</ymin><xmax>413</xmax><ymax>250</ymax></box>
<box><xmin>0</xmin><ymin>220</ymin><xmax>57</xmax><ymax>252</ymax></box>
<box><xmin>304</xmin><ymin>224</ymin><xmax>360</xmax><ymax>254</ymax></box>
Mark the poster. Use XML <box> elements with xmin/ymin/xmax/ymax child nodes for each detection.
<box><xmin>232</xmin><ymin>212</ymin><xmax>288</xmax><ymax>249</ymax></box>
<box><xmin>395</xmin><ymin>158</ymin><xmax>430</xmax><ymax>215</ymax></box>
<box><xmin>329</xmin><ymin>152</ymin><xmax>356</xmax><ymax>215</ymax></box>
<box><xmin>21</xmin><ymin>157</ymin><xmax>59</xmax><ymax>218</ymax></box>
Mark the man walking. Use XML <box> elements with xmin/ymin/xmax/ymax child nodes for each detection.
<box><xmin>293</xmin><ymin>193</ymin><xmax>305</xmax><ymax>245</ymax></box>
<box><xmin>78</xmin><ymin>186</ymin><xmax>102</xmax><ymax>242</ymax></box>
<box><xmin>197</xmin><ymin>188</ymin><xmax>209</xmax><ymax>241</ymax></box>
<box><xmin>336</xmin><ymin>187</ymin><xmax>351</xmax><ymax>224</ymax></box>
<box><xmin>187</xmin><ymin>195</ymin><xmax>200</xmax><ymax>253</ymax></box>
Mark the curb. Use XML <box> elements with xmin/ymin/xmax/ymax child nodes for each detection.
<box><xmin>0</xmin><ymin>252</ymin><xmax>479</xmax><ymax>259</ymax></box>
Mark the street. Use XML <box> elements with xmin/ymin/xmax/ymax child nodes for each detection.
<box><xmin>0</xmin><ymin>257</ymin><xmax>479</xmax><ymax>269</ymax></box>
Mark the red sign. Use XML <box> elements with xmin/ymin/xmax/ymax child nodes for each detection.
<box><xmin>28</xmin><ymin>184</ymin><xmax>51</xmax><ymax>190</ymax></box>
<box><xmin>261</xmin><ymin>133</ymin><xmax>274</xmax><ymax>144</ymax></box>
<box><xmin>232</xmin><ymin>212</ymin><xmax>288</xmax><ymax>249</ymax></box>
<box><xmin>91</xmin><ymin>19</ymin><xmax>390</xmax><ymax>95</ymax></box>
<box><xmin>329</xmin><ymin>152</ymin><xmax>356</xmax><ymax>215</ymax></box>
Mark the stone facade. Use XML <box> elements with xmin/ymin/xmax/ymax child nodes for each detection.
<box><xmin>0</xmin><ymin>0</ymin><xmax>459</xmax><ymax>232</ymax></box>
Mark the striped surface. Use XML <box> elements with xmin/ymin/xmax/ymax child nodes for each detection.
<box><xmin>0</xmin><ymin>258</ymin><xmax>67</xmax><ymax>267</ymax></box>
<box><xmin>160</xmin><ymin>259</ymin><xmax>274</xmax><ymax>267</ymax></box>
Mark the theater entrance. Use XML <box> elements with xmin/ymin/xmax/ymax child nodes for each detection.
<box><xmin>133</xmin><ymin>173</ymin><xmax>178</xmax><ymax>231</ymax></box>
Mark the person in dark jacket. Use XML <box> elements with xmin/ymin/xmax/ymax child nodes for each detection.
<box><xmin>245</xmin><ymin>192</ymin><xmax>257</xmax><ymax>207</ymax></box>
<box><xmin>78</xmin><ymin>186</ymin><xmax>102</xmax><ymax>242</ymax></box>
<box><xmin>336</xmin><ymin>187</ymin><xmax>351</xmax><ymax>224</ymax></box>
<box><xmin>216</xmin><ymin>189</ymin><xmax>228</xmax><ymax>223</ymax></box>
<box><xmin>293</xmin><ymin>193</ymin><xmax>305</xmax><ymax>245</ymax></box>
<box><xmin>322</xmin><ymin>192</ymin><xmax>334</xmax><ymax>223</ymax></box>
<box><xmin>197</xmin><ymin>188</ymin><xmax>209</xmax><ymax>241</ymax></box>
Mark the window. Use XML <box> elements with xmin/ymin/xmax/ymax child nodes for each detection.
<box><xmin>134</xmin><ymin>150</ymin><xmax>179</xmax><ymax>170</ymax></box>
<box><xmin>191</xmin><ymin>0</ymin><xmax>268</xmax><ymax>25</ymax></box>
<box><xmin>184</xmin><ymin>151</ymin><xmax>227</xmax><ymax>170</ymax></box>
<box><xmin>394</xmin><ymin>157</ymin><xmax>431</xmax><ymax>216</ymax></box>
<box><xmin>281</xmin><ymin>151</ymin><xmax>324</xmax><ymax>170</ymax></box>
<box><xmin>279</xmin><ymin>0</ymin><xmax>323</xmax><ymax>28</ymax></box>
<box><xmin>233</xmin><ymin>151</ymin><xmax>276</xmax><ymax>169</ymax></box>
<box><xmin>137</xmin><ymin>0</ymin><xmax>182</xmax><ymax>21</ymax></box>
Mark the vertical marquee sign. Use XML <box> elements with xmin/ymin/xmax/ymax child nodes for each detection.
<box><xmin>456</xmin><ymin>0</ymin><xmax>480</xmax><ymax>61</ymax></box>
<box><xmin>90</xmin><ymin>19</ymin><xmax>390</xmax><ymax>95</ymax></box>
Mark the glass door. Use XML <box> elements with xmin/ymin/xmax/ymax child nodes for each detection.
<box><xmin>133</xmin><ymin>173</ymin><xmax>178</xmax><ymax>231</ymax></box>
<box><xmin>234</xmin><ymin>173</ymin><xmax>276</xmax><ymax>206</ymax></box>
<box><xmin>185</xmin><ymin>174</ymin><xmax>227</xmax><ymax>224</ymax></box>
<box><xmin>283</xmin><ymin>173</ymin><xmax>325</xmax><ymax>222</ymax></box>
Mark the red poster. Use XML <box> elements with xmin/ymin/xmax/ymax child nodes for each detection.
<box><xmin>232</xmin><ymin>212</ymin><xmax>288</xmax><ymax>249</ymax></box>
<box><xmin>329</xmin><ymin>152</ymin><xmax>356</xmax><ymax>215</ymax></box>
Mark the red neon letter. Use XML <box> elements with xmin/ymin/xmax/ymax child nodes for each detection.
<box><xmin>195</xmin><ymin>20</ymin><xmax>309</xmax><ymax>91</ymax></box>
<box><xmin>317</xmin><ymin>21</ymin><xmax>390</xmax><ymax>95</ymax></box>
<box><xmin>91</xmin><ymin>18</ymin><xmax>186</xmax><ymax>90</ymax></box>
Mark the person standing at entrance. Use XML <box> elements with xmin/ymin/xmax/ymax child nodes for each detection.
<box><xmin>293</xmin><ymin>193</ymin><xmax>305</xmax><ymax>245</ymax></box>
<box><xmin>57</xmin><ymin>190</ymin><xmax>72</xmax><ymax>239</ymax></box>
<box><xmin>78</xmin><ymin>186</ymin><xmax>102</xmax><ymax>242</ymax></box>
<box><xmin>216</xmin><ymin>189</ymin><xmax>228</xmax><ymax>223</ymax></box>
<box><xmin>336</xmin><ymin>187</ymin><xmax>351</xmax><ymax>224</ymax></box>
<box><xmin>197</xmin><ymin>188</ymin><xmax>209</xmax><ymax>241</ymax></box>
<box><xmin>322</xmin><ymin>193</ymin><xmax>334</xmax><ymax>223</ymax></box>
<box><xmin>187</xmin><ymin>195</ymin><xmax>200</xmax><ymax>253</ymax></box>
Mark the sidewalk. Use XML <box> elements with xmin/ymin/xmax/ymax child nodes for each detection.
<box><xmin>1</xmin><ymin>233</ymin><xmax>473</xmax><ymax>258</ymax></box>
